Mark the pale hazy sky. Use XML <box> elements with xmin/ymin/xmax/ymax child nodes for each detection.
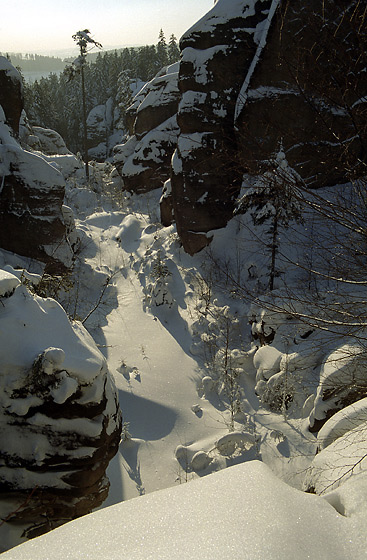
<box><xmin>1</xmin><ymin>0</ymin><xmax>214</xmax><ymax>55</ymax></box>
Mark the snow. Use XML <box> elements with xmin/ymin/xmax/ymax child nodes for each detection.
<box><xmin>1</xmin><ymin>290</ymin><xmax>95</xmax><ymax>376</ymax></box>
<box><xmin>137</xmin><ymin>65</ymin><xmax>179</xmax><ymax>113</ymax></box>
<box><xmin>181</xmin><ymin>45</ymin><xmax>228</xmax><ymax>84</ymax></box>
<box><xmin>0</xmin><ymin>269</ymin><xmax>20</xmax><ymax>297</ymax></box>
<box><xmin>317</xmin><ymin>398</ymin><xmax>367</xmax><ymax>451</ymax></box>
<box><xmin>2</xmin><ymin>133</ymin><xmax>367</xmax><ymax>555</ymax></box>
<box><xmin>0</xmin><ymin>55</ymin><xmax>22</xmax><ymax>84</ymax></box>
<box><xmin>304</xmin><ymin>422</ymin><xmax>367</xmax><ymax>494</ymax></box>
<box><xmin>310</xmin><ymin>344</ymin><xmax>367</xmax><ymax>426</ymax></box>
<box><xmin>182</xmin><ymin>0</ymin><xmax>257</xmax><ymax>37</ymax></box>
<box><xmin>2</xmin><ymin>461</ymin><xmax>363</xmax><ymax>560</ymax></box>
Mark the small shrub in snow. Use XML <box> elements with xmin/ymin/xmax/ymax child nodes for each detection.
<box><xmin>28</xmin><ymin>272</ymin><xmax>74</xmax><ymax>301</ymax></box>
<box><xmin>145</xmin><ymin>251</ymin><xmax>174</xmax><ymax>309</ymax></box>
<box><xmin>257</xmin><ymin>371</ymin><xmax>295</xmax><ymax>414</ymax></box>
<box><xmin>121</xmin><ymin>421</ymin><xmax>132</xmax><ymax>442</ymax></box>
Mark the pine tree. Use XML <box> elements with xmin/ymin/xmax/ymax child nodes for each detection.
<box><xmin>239</xmin><ymin>146</ymin><xmax>302</xmax><ymax>291</ymax></box>
<box><xmin>167</xmin><ymin>34</ymin><xmax>180</xmax><ymax>64</ymax></box>
<box><xmin>157</xmin><ymin>29</ymin><xmax>168</xmax><ymax>68</ymax></box>
<box><xmin>71</xmin><ymin>29</ymin><xmax>102</xmax><ymax>180</ymax></box>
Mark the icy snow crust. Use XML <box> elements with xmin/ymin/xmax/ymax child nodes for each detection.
<box><xmin>2</xmin><ymin>461</ymin><xmax>362</xmax><ymax>560</ymax></box>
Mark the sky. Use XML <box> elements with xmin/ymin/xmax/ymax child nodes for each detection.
<box><xmin>0</xmin><ymin>0</ymin><xmax>214</xmax><ymax>56</ymax></box>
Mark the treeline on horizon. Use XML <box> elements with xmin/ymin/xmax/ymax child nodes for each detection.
<box><xmin>22</xmin><ymin>31</ymin><xmax>180</xmax><ymax>154</ymax></box>
<box><xmin>0</xmin><ymin>52</ymin><xmax>67</xmax><ymax>72</ymax></box>
<box><xmin>1</xmin><ymin>29</ymin><xmax>180</xmax><ymax>73</ymax></box>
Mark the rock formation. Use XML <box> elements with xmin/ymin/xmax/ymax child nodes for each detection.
<box><xmin>0</xmin><ymin>58</ymin><xmax>23</xmax><ymax>135</ymax></box>
<box><xmin>235</xmin><ymin>0</ymin><xmax>367</xmax><ymax>187</ymax></box>
<box><xmin>0</xmin><ymin>268</ymin><xmax>122</xmax><ymax>550</ymax></box>
<box><xmin>171</xmin><ymin>0</ymin><xmax>366</xmax><ymax>254</ymax></box>
<box><xmin>170</xmin><ymin>0</ymin><xmax>278</xmax><ymax>254</ymax></box>
<box><xmin>111</xmin><ymin>1</ymin><xmax>366</xmax><ymax>256</ymax></box>
<box><xmin>114</xmin><ymin>62</ymin><xmax>180</xmax><ymax>193</ymax></box>
<box><xmin>0</xmin><ymin>57</ymin><xmax>74</xmax><ymax>272</ymax></box>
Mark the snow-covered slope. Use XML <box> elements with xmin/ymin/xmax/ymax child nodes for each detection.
<box><xmin>2</xmin><ymin>157</ymin><xmax>367</xmax><ymax>555</ymax></box>
<box><xmin>2</xmin><ymin>461</ymin><xmax>365</xmax><ymax>560</ymax></box>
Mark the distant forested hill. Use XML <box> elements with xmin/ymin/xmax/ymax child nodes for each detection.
<box><xmin>0</xmin><ymin>53</ymin><xmax>67</xmax><ymax>73</ymax></box>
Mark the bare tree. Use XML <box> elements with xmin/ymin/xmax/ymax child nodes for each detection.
<box><xmin>71</xmin><ymin>30</ymin><xmax>102</xmax><ymax>180</ymax></box>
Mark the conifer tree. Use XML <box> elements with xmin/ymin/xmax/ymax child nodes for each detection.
<box><xmin>157</xmin><ymin>29</ymin><xmax>168</xmax><ymax>68</ymax></box>
<box><xmin>167</xmin><ymin>34</ymin><xmax>180</xmax><ymax>64</ymax></box>
<box><xmin>71</xmin><ymin>29</ymin><xmax>102</xmax><ymax>180</ymax></box>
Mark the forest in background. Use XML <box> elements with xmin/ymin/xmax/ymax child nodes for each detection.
<box><xmin>8</xmin><ymin>31</ymin><xmax>180</xmax><ymax>154</ymax></box>
<box><xmin>0</xmin><ymin>52</ymin><xmax>67</xmax><ymax>72</ymax></box>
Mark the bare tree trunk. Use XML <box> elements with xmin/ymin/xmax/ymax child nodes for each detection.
<box><xmin>269</xmin><ymin>208</ymin><xmax>279</xmax><ymax>291</ymax></box>
<box><xmin>81</xmin><ymin>65</ymin><xmax>89</xmax><ymax>181</ymax></box>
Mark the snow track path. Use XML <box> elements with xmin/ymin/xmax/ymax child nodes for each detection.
<box><xmin>79</xmin><ymin>210</ymin><xmax>223</xmax><ymax>504</ymax></box>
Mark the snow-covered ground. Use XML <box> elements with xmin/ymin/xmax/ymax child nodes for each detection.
<box><xmin>2</xmin><ymin>461</ymin><xmax>365</xmax><ymax>560</ymax></box>
<box><xmin>2</xmin><ymin>166</ymin><xmax>367</xmax><ymax>557</ymax></box>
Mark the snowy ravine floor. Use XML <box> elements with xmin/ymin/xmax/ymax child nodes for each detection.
<box><xmin>64</xmin><ymin>185</ymin><xmax>316</xmax><ymax>505</ymax></box>
<box><xmin>3</xmin><ymin>181</ymin><xmax>367</xmax><ymax>558</ymax></box>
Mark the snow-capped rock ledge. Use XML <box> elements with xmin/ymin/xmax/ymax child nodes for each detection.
<box><xmin>0</xmin><ymin>269</ymin><xmax>122</xmax><ymax>551</ymax></box>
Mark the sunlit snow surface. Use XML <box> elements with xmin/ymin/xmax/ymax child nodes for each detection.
<box><xmin>2</xmin><ymin>461</ymin><xmax>363</xmax><ymax>560</ymax></box>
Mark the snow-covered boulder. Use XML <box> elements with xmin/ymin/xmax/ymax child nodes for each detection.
<box><xmin>30</xmin><ymin>126</ymin><xmax>72</xmax><ymax>156</ymax></box>
<box><xmin>304</xmin><ymin>420</ymin><xmax>367</xmax><ymax>495</ymax></box>
<box><xmin>309</xmin><ymin>344</ymin><xmax>367</xmax><ymax>432</ymax></box>
<box><xmin>0</xmin><ymin>270</ymin><xmax>122</xmax><ymax>550</ymax></box>
<box><xmin>86</xmin><ymin>98</ymin><xmax>125</xmax><ymax>161</ymax></box>
<box><xmin>114</xmin><ymin>63</ymin><xmax>180</xmax><ymax>193</ymax></box>
<box><xmin>316</xmin><ymin>398</ymin><xmax>367</xmax><ymax>452</ymax></box>
<box><xmin>0</xmin><ymin>58</ymin><xmax>77</xmax><ymax>271</ymax></box>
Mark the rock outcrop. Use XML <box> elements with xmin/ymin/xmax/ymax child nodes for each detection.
<box><xmin>114</xmin><ymin>63</ymin><xmax>180</xmax><ymax>193</ymax></box>
<box><xmin>235</xmin><ymin>0</ymin><xmax>367</xmax><ymax>187</ymax></box>
<box><xmin>170</xmin><ymin>0</ymin><xmax>277</xmax><ymax>254</ymax></box>
<box><xmin>113</xmin><ymin>1</ymin><xmax>365</xmax><ymax>256</ymax></box>
<box><xmin>0</xmin><ymin>57</ymin><xmax>74</xmax><ymax>272</ymax></box>
<box><xmin>170</xmin><ymin>0</ymin><xmax>366</xmax><ymax>254</ymax></box>
<box><xmin>0</xmin><ymin>58</ymin><xmax>23</xmax><ymax>135</ymax></box>
<box><xmin>0</xmin><ymin>268</ymin><xmax>122</xmax><ymax>550</ymax></box>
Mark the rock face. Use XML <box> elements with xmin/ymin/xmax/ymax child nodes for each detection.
<box><xmin>0</xmin><ymin>269</ymin><xmax>122</xmax><ymax>550</ymax></box>
<box><xmin>114</xmin><ymin>1</ymin><xmax>365</xmax><ymax>256</ymax></box>
<box><xmin>114</xmin><ymin>63</ymin><xmax>180</xmax><ymax>193</ymax></box>
<box><xmin>0</xmin><ymin>57</ymin><xmax>23</xmax><ymax>135</ymax></box>
<box><xmin>170</xmin><ymin>0</ymin><xmax>366</xmax><ymax>254</ymax></box>
<box><xmin>171</xmin><ymin>0</ymin><xmax>277</xmax><ymax>254</ymax></box>
<box><xmin>0</xmin><ymin>58</ymin><xmax>73</xmax><ymax>272</ymax></box>
<box><xmin>235</xmin><ymin>0</ymin><xmax>367</xmax><ymax>187</ymax></box>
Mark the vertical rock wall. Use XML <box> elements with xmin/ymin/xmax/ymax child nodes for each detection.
<box><xmin>235</xmin><ymin>0</ymin><xmax>367</xmax><ymax>187</ymax></box>
<box><xmin>0</xmin><ymin>57</ymin><xmax>73</xmax><ymax>271</ymax></box>
<box><xmin>171</xmin><ymin>0</ymin><xmax>275</xmax><ymax>254</ymax></box>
